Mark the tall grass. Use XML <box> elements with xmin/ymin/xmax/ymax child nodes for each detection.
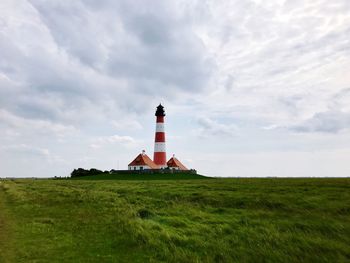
<box><xmin>1</xmin><ymin>178</ymin><xmax>349</xmax><ymax>262</ymax></box>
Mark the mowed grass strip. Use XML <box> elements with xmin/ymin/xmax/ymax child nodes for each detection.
<box><xmin>0</xmin><ymin>178</ymin><xmax>350</xmax><ymax>262</ymax></box>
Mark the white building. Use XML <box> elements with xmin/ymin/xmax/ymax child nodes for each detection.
<box><xmin>128</xmin><ymin>151</ymin><xmax>159</xmax><ymax>170</ymax></box>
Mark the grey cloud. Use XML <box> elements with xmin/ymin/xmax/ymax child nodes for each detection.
<box><xmin>29</xmin><ymin>0</ymin><xmax>212</xmax><ymax>94</ymax></box>
<box><xmin>123</xmin><ymin>13</ymin><xmax>173</xmax><ymax>46</ymax></box>
<box><xmin>90</xmin><ymin>134</ymin><xmax>139</xmax><ymax>149</ymax></box>
<box><xmin>225</xmin><ymin>75</ymin><xmax>235</xmax><ymax>91</ymax></box>
<box><xmin>333</xmin><ymin>88</ymin><xmax>350</xmax><ymax>99</ymax></box>
<box><xmin>1</xmin><ymin>144</ymin><xmax>65</xmax><ymax>164</ymax></box>
<box><xmin>0</xmin><ymin>0</ymin><xmax>213</xmax><ymax>128</ymax></box>
<box><xmin>28</xmin><ymin>0</ymin><xmax>108</xmax><ymax>68</ymax></box>
<box><xmin>214</xmin><ymin>0</ymin><xmax>350</xmax><ymax>84</ymax></box>
<box><xmin>332</xmin><ymin>88</ymin><xmax>350</xmax><ymax>110</ymax></box>
<box><xmin>106</xmin><ymin>5</ymin><xmax>212</xmax><ymax>93</ymax></box>
<box><xmin>277</xmin><ymin>96</ymin><xmax>303</xmax><ymax>115</ymax></box>
<box><xmin>291</xmin><ymin>111</ymin><xmax>350</xmax><ymax>133</ymax></box>
<box><xmin>3</xmin><ymin>144</ymin><xmax>49</xmax><ymax>156</ymax></box>
<box><xmin>197</xmin><ymin>117</ymin><xmax>236</xmax><ymax>137</ymax></box>
<box><xmin>0</xmin><ymin>109</ymin><xmax>77</xmax><ymax>137</ymax></box>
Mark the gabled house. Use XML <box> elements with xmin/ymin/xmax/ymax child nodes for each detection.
<box><xmin>167</xmin><ymin>155</ymin><xmax>188</xmax><ymax>171</ymax></box>
<box><xmin>128</xmin><ymin>151</ymin><xmax>159</xmax><ymax>170</ymax></box>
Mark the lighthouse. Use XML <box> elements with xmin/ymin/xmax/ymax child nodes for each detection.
<box><xmin>127</xmin><ymin>103</ymin><xmax>191</xmax><ymax>172</ymax></box>
<box><xmin>153</xmin><ymin>104</ymin><xmax>167</xmax><ymax>167</ymax></box>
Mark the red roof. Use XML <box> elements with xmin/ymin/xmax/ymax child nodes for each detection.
<box><xmin>128</xmin><ymin>153</ymin><xmax>159</xmax><ymax>169</ymax></box>
<box><xmin>167</xmin><ymin>157</ymin><xmax>188</xmax><ymax>170</ymax></box>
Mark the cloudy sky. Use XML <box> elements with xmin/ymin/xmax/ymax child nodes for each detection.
<box><xmin>1</xmin><ymin>0</ymin><xmax>350</xmax><ymax>178</ymax></box>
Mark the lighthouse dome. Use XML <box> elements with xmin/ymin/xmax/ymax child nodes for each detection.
<box><xmin>155</xmin><ymin>104</ymin><xmax>166</xmax><ymax>116</ymax></box>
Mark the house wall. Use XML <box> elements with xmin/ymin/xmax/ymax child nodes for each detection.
<box><xmin>128</xmin><ymin>165</ymin><xmax>150</xmax><ymax>170</ymax></box>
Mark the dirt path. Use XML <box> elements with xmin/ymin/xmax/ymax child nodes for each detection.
<box><xmin>0</xmin><ymin>181</ymin><xmax>13</xmax><ymax>262</ymax></box>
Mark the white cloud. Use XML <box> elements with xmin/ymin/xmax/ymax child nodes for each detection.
<box><xmin>90</xmin><ymin>135</ymin><xmax>139</xmax><ymax>149</ymax></box>
<box><xmin>191</xmin><ymin>0</ymin><xmax>350</xmax><ymax>126</ymax></box>
<box><xmin>196</xmin><ymin>117</ymin><xmax>237</xmax><ymax>137</ymax></box>
<box><xmin>0</xmin><ymin>109</ymin><xmax>77</xmax><ymax>137</ymax></box>
<box><xmin>2</xmin><ymin>144</ymin><xmax>50</xmax><ymax>157</ymax></box>
<box><xmin>291</xmin><ymin>110</ymin><xmax>350</xmax><ymax>133</ymax></box>
<box><xmin>0</xmin><ymin>0</ymin><xmax>350</xmax><ymax>177</ymax></box>
<box><xmin>111</xmin><ymin>119</ymin><xmax>143</xmax><ymax>131</ymax></box>
<box><xmin>195</xmin><ymin>149</ymin><xmax>350</xmax><ymax>177</ymax></box>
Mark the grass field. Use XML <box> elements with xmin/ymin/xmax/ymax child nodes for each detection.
<box><xmin>0</xmin><ymin>176</ymin><xmax>349</xmax><ymax>262</ymax></box>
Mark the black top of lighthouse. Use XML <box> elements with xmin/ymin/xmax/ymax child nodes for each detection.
<box><xmin>155</xmin><ymin>104</ymin><xmax>165</xmax><ymax>116</ymax></box>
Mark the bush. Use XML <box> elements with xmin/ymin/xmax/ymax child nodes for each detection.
<box><xmin>70</xmin><ymin>168</ymin><xmax>105</xmax><ymax>178</ymax></box>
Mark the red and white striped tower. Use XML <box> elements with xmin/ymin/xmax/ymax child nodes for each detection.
<box><xmin>153</xmin><ymin>104</ymin><xmax>167</xmax><ymax>168</ymax></box>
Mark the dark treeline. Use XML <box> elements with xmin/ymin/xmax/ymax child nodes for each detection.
<box><xmin>70</xmin><ymin>168</ymin><xmax>198</xmax><ymax>178</ymax></box>
<box><xmin>70</xmin><ymin>168</ymin><xmax>109</xmax><ymax>178</ymax></box>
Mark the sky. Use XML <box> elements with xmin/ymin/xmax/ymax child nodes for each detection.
<box><xmin>1</xmin><ymin>0</ymin><xmax>350</xmax><ymax>178</ymax></box>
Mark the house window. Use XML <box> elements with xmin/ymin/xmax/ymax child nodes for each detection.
<box><xmin>134</xmin><ymin>167</ymin><xmax>136</xmax><ymax>170</ymax></box>
<box><xmin>140</xmin><ymin>166</ymin><xmax>144</xmax><ymax>170</ymax></box>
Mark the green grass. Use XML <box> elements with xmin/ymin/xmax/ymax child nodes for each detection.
<box><xmin>0</xmin><ymin>177</ymin><xmax>350</xmax><ymax>262</ymax></box>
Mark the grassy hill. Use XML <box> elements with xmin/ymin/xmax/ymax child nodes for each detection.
<box><xmin>0</xmin><ymin>177</ymin><xmax>349</xmax><ymax>262</ymax></box>
<box><xmin>70</xmin><ymin>172</ymin><xmax>209</xmax><ymax>180</ymax></box>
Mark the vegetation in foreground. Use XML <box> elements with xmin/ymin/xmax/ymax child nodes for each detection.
<box><xmin>0</xmin><ymin>177</ymin><xmax>349</xmax><ymax>262</ymax></box>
